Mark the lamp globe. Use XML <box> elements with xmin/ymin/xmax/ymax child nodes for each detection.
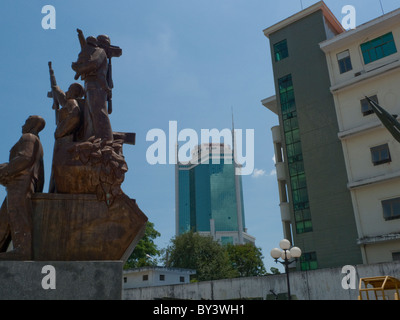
<box><xmin>270</xmin><ymin>248</ymin><xmax>282</xmax><ymax>259</ymax></box>
<box><xmin>279</xmin><ymin>239</ymin><xmax>291</xmax><ymax>250</ymax></box>
<box><xmin>290</xmin><ymin>246</ymin><xmax>302</xmax><ymax>258</ymax></box>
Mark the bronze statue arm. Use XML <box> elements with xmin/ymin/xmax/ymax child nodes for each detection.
<box><xmin>51</xmin><ymin>85</ymin><xmax>67</xmax><ymax>108</ymax></box>
<box><xmin>0</xmin><ymin>137</ymin><xmax>37</xmax><ymax>180</ymax></box>
<box><xmin>71</xmin><ymin>60</ymin><xmax>97</xmax><ymax>77</ymax></box>
<box><xmin>77</xmin><ymin>28</ymin><xmax>86</xmax><ymax>49</ymax></box>
<box><xmin>72</xmin><ymin>47</ymin><xmax>106</xmax><ymax>76</ymax></box>
<box><xmin>0</xmin><ymin>156</ymin><xmax>32</xmax><ymax>179</ymax></box>
<box><xmin>54</xmin><ymin>104</ymin><xmax>81</xmax><ymax>139</ymax></box>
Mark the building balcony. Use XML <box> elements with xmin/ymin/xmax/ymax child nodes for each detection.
<box><xmin>280</xmin><ymin>202</ymin><xmax>291</xmax><ymax>222</ymax></box>
<box><xmin>271</xmin><ymin>125</ymin><xmax>282</xmax><ymax>144</ymax></box>
<box><xmin>275</xmin><ymin>161</ymin><xmax>286</xmax><ymax>181</ymax></box>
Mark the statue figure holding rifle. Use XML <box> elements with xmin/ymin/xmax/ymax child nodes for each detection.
<box><xmin>71</xmin><ymin>29</ymin><xmax>122</xmax><ymax>142</ymax></box>
<box><xmin>0</xmin><ymin>27</ymin><xmax>147</xmax><ymax>264</ymax></box>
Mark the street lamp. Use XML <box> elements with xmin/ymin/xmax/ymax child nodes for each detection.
<box><xmin>270</xmin><ymin>239</ymin><xmax>302</xmax><ymax>300</ymax></box>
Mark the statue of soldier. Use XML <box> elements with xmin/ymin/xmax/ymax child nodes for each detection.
<box><xmin>0</xmin><ymin>115</ymin><xmax>45</xmax><ymax>260</ymax></box>
<box><xmin>72</xmin><ymin>32</ymin><xmax>113</xmax><ymax>142</ymax></box>
<box><xmin>48</xmin><ymin>81</ymin><xmax>85</xmax><ymax>193</ymax></box>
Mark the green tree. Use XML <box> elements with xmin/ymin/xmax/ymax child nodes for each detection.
<box><xmin>163</xmin><ymin>231</ymin><xmax>236</xmax><ymax>281</ymax></box>
<box><xmin>226</xmin><ymin>243</ymin><xmax>266</xmax><ymax>277</ymax></box>
<box><xmin>269</xmin><ymin>267</ymin><xmax>281</xmax><ymax>275</ymax></box>
<box><xmin>123</xmin><ymin>221</ymin><xmax>161</xmax><ymax>270</ymax></box>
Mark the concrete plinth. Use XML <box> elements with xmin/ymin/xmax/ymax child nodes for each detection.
<box><xmin>0</xmin><ymin>261</ymin><xmax>123</xmax><ymax>300</ymax></box>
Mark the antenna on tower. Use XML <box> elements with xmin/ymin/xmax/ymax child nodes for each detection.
<box><xmin>231</xmin><ymin>106</ymin><xmax>237</xmax><ymax>167</ymax></box>
<box><xmin>231</xmin><ymin>106</ymin><xmax>235</xmax><ymax>131</ymax></box>
<box><xmin>379</xmin><ymin>0</ymin><xmax>385</xmax><ymax>15</ymax></box>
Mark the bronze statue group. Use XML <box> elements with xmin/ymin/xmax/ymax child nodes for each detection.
<box><xmin>0</xmin><ymin>29</ymin><xmax>126</xmax><ymax>260</ymax></box>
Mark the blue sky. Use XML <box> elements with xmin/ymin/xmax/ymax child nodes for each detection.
<box><xmin>0</xmin><ymin>0</ymin><xmax>399</xmax><ymax>273</ymax></box>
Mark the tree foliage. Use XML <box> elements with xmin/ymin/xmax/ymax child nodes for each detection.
<box><xmin>226</xmin><ymin>243</ymin><xmax>266</xmax><ymax>277</ymax></box>
<box><xmin>269</xmin><ymin>267</ymin><xmax>281</xmax><ymax>275</ymax></box>
<box><xmin>123</xmin><ymin>221</ymin><xmax>161</xmax><ymax>270</ymax></box>
<box><xmin>163</xmin><ymin>231</ymin><xmax>236</xmax><ymax>281</ymax></box>
<box><xmin>163</xmin><ymin>231</ymin><xmax>267</xmax><ymax>281</ymax></box>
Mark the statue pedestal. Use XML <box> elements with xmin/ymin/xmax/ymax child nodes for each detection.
<box><xmin>0</xmin><ymin>261</ymin><xmax>122</xmax><ymax>300</ymax></box>
<box><xmin>31</xmin><ymin>193</ymin><xmax>147</xmax><ymax>261</ymax></box>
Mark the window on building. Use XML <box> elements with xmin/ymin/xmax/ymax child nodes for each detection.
<box><xmin>220</xmin><ymin>236</ymin><xmax>234</xmax><ymax>245</ymax></box>
<box><xmin>300</xmin><ymin>252</ymin><xmax>318</xmax><ymax>271</ymax></box>
<box><xmin>392</xmin><ymin>252</ymin><xmax>400</xmax><ymax>261</ymax></box>
<box><xmin>159</xmin><ymin>274</ymin><xmax>165</xmax><ymax>281</ymax></box>
<box><xmin>337</xmin><ymin>50</ymin><xmax>353</xmax><ymax>73</ymax></box>
<box><xmin>142</xmin><ymin>275</ymin><xmax>148</xmax><ymax>281</ymax></box>
<box><xmin>180</xmin><ymin>276</ymin><xmax>185</xmax><ymax>283</ymax></box>
<box><xmin>371</xmin><ymin>144</ymin><xmax>391</xmax><ymax>166</ymax></box>
<box><xmin>361</xmin><ymin>32</ymin><xmax>397</xmax><ymax>64</ymax></box>
<box><xmin>274</xmin><ymin>39</ymin><xmax>289</xmax><ymax>62</ymax></box>
<box><xmin>279</xmin><ymin>180</ymin><xmax>288</xmax><ymax>203</ymax></box>
<box><xmin>123</xmin><ymin>277</ymin><xmax>127</xmax><ymax>283</ymax></box>
<box><xmin>294</xmin><ymin>208</ymin><xmax>312</xmax><ymax>234</ymax></box>
<box><xmin>361</xmin><ymin>95</ymin><xmax>378</xmax><ymax>116</ymax></box>
<box><xmin>278</xmin><ymin>74</ymin><xmax>312</xmax><ymax>234</ymax></box>
<box><xmin>382</xmin><ymin>197</ymin><xmax>400</xmax><ymax>221</ymax></box>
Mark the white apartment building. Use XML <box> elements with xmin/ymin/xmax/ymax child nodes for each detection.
<box><xmin>123</xmin><ymin>266</ymin><xmax>196</xmax><ymax>289</ymax></box>
<box><xmin>320</xmin><ymin>7</ymin><xmax>400</xmax><ymax>264</ymax></box>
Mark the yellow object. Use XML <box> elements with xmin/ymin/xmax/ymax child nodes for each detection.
<box><xmin>358</xmin><ymin>276</ymin><xmax>400</xmax><ymax>300</ymax></box>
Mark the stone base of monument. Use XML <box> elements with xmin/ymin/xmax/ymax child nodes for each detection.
<box><xmin>0</xmin><ymin>260</ymin><xmax>123</xmax><ymax>300</ymax></box>
<box><xmin>0</xmin><ymin>192</ymin><xmax>147</xmax><ymax>299</ymax></box>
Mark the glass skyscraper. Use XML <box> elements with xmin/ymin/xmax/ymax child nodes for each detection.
<box><xmin>175</xmin><ymin>143</ymin><xmax>255</xmax><ymax>245</ymax></box>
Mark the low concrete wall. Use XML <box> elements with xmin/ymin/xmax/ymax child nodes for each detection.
<box><xmin>123</xmin><ymin>261</ymin><xmax>400</xmax><ymax>300</ymax></box>
<box><xmin>0</xmin><ymin>261</ymin><xmax>123</xmax><ymax>300</ymax></box>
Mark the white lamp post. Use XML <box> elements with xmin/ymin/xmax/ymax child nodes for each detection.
<box><xmin>270</xmin><ymin>239</ymin><xmax>302</xmax><ymax>300</ymax></box>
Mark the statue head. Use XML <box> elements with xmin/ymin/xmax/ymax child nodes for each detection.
<box><xmin>86</xmin><ymin>36</ymin><xmax>98</xmax><ymax>47</ymax></box>
<box><xmin>66</xmin><ymin>83</ymin><xmax>85</xmax><ymax>100</ymax></box>
<box><xmin>97</xmin><ymin>34</ymin><xmax>110</xmax><ymax>47</ymax></box>
<box><xmin>22</xmin><ymin>116</ymin><xmax>46</xmax><ymax>135</ymax></box>
<box><xmin>97</xmin><ymin>34</ymin><xmax>122</xmax><ymax>58</ymax></box>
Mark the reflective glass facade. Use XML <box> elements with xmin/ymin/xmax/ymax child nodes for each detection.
<box><xmin>300</xmin><ymin>252</ymin><xmax>318</xmax><ymax>271</ymax></box>
<box><xmin>177</xmin><ymin>153</ymin><xmax>245</xmax><ymax>235</ymax></box>
<box><xmin>177</xmin><ymin>167</ymin><xmax>193</xmax><ymax>234</ymax></box>
<box><xmin>278</xmin><ymin>74</ymin><xmax>312</xmax><ymax>234</ymax></box>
